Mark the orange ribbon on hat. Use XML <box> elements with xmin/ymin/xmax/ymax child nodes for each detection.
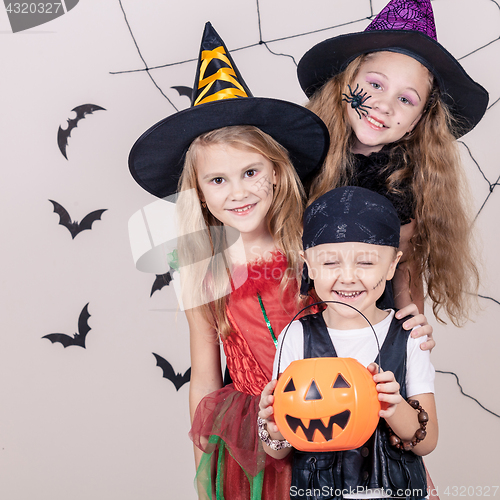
<box><xmin>194</xmin><ymin>46</ymin><xmax>248</xmax><ymax>106</ymax></box>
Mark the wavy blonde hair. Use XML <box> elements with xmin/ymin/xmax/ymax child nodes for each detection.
<box><xmin>306</xmin><ymin>53</ymin><xmax>479</xmax><ymax>326</ymax></box>
<box><xmin>176</xmin><ymin>125</ymin><xmax>305</xmax><ymax>339</ymax></box>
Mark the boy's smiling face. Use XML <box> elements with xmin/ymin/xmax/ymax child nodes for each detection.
<box><xmin>304</xmin><ymin>241</ymin><xmax>402</xmax><ymax>329</ymax></box>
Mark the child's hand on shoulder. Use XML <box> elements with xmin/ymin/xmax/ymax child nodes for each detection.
<box><xmin>367</xmin><ymin>363</ymin><xmax>403</xmax><ymax>419</ymax></box>
<box><xmin>396</xmin><ymin>303</ymin><xmax>435</xmax><ymax>352</ymax></box>
<box><xmin>259</xmin><ymin>379</ymin><xmax>281</xmax><ymax>435</ymax></box>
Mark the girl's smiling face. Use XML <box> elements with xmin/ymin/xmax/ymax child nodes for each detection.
<box><xmin>196</xmin><ymin>143</ymin><xmax>276</xmax><ymax>240</ymax></box>
<box><xmin>347</xmin><ymin>51</ymin><xmax>432</xmax><ymax>156</ymax></box>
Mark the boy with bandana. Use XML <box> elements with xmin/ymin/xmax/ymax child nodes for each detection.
<box><xmin>259</xmin><ymin>187</ymin><xmax>437</xmax><ymax>500</ymax></box>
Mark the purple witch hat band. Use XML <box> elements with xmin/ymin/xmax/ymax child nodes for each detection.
<box><xmin>366</xmin><ymin>0</ymin><xmax>436</xmax><ymax>39</ymax></box>
<box><xmin>297</xmin><ymin>0</ymin><xmax>488</xmax><ymax>137</ymax></box>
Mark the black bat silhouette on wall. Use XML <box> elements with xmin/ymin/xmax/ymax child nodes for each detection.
<box><xmin>171</xmin><ymin>86</ymin><xmax>193</xmax><ymax>99</ymax></box>
<box><xmin>150</xmin><ymin>272</ymin><xmax>173</xmax><ymax>297</ymax></box>
<box><xmin>43</xmin><ymin>303</ymin><xmax>91</xmax><ymax>348</ymax></box>
<box><xmin>49</xmin><ymin>200</ymin><xmax>107</xmax><ymax>239</ymax></box>
<box><xmin>153</xmin><ymin>354</ymin><xmax>191</xmax><ymax>391</ymax></box>
<box><xmin>58</xmin><ymin>104</ymin><xmax>106</xmax><ymax>159</ymax></box>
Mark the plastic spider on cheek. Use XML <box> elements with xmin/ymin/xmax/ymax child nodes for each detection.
<box><xmin>342</xmin><ymin>84</ymin><xmax>372</xmax><ymax>119</ymax></box>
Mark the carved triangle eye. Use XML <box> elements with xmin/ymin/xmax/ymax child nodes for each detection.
<box><xmin>305</xmin><ymin>380</ymin><xmax>323</xmax><ymax>400</ymax></box>
<box><xmin>284</xmin><ymin>378</ymin><xmax>296</xmax><ymax>392</ymax></box>
<box><xmin>333</xmin><ymin>374</ymin><xmax>351</xmax><ymax>389</ymax></box>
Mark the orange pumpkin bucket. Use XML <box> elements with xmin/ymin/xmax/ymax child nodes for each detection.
<box><xmin>274</xmin><ymin>356</ymin><xmax>381</xmax><ymax>452</ymax></box>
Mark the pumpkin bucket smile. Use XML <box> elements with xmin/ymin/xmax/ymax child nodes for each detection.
<box><xmin>285</xmin><ymin>409</ymin><xmax>351</xmax><ymax>442</ymax></box>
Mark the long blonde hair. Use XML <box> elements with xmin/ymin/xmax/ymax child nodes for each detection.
<box><xmin>177</xmin><ymin>125</ymin><xmax>305</xmax><ymax>339</ymax></box>
<box><xmin>306</xmin><ymin>53</ymin><xmax>479</xmax><ymax>326</ymax></box>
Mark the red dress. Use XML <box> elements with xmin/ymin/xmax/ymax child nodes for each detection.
<box><xmin>190</xmin><ymin>252</ymin><xmax>297</xmax><ymax>499</ymax></box>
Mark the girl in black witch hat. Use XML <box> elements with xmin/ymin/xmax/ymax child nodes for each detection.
<box><xmin>129</xmin><ymin>22</ymin><xmax>331</xmax><ymax>500</ymax></box>
<box><xmin>297</xmin><ymin>0</ymin><xmax>487</xmax><ymax>328</ymax></box>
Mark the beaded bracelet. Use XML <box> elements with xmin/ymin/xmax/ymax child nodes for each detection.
<box><xmin>386</xmin><ymin>398</ymin><xmax>429</xmax><ymax>451</ymax></box>
<box><xmin>257</xmin><ymin>417</ymin><xmax>292</xmax><ymax>451</ymax></box>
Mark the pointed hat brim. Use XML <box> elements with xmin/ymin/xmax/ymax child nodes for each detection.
<box><xmin>297</xmin><ymin>30</ymin><xmax>488</xmax><ymax>137</ymax></box>
<box><xmin>129</xmin><ymin>97</ymin><xmax>329</xmax><ymax>199</ymax></box>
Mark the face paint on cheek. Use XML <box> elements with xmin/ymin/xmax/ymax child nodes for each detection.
<box><xmin>253</xmin><ymin>175</ymin><xmax>273</xmax><ymax>197</ymax></box>
<box><xmin>372</xmin><ymin>276</ymin><xmax>385</xmax><ymax>290</ymax></box>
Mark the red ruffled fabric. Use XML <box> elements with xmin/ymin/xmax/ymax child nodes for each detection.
<box><xmin>191</xmin><ymin>386</ymin><xmax>267</xmax><ymax>474</ymax></box>
<box><xmin>224</xmin><ymin>252</ymin><xmax>297</xmax><ymax>394</ymax></box>
<box><xmin>189</xmin><ymin>252</ymin><xmax>297</xmax><ymax>499</ymax></box>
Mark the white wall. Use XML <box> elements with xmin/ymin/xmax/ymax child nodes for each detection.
<box><xmin>1</xmin><ymin>1</ymin><xmax>499</xmax><ymax>498</ymax></box>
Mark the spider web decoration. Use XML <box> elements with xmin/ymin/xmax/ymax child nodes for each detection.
<box><xmin>113</xmin><ymin>0</ymin><xmax>500</xmax><ymax>429</ymax></box>
<box><xmin>436</xmin><ymin>370</ymin><xmax>500</xmax><ymax>418</ymax></box>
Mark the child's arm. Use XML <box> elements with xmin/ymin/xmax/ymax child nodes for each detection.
<box><xmin>368</xmin><ymin>363</ymin><xmax>438</xmax><ymax>457</ymax></box>
<box><xmin>393</xmin><ymin>220</ymin><xmax>435</xmax><ymax>352</ymax></box>
<box><xmin>396</xmin><ymin>302</ymin><xmax>435</xmax><ymax>352</ymax></box>
<box><xmin>393</xmin><ymin>219</ymin><xmax>425</xmax><ymax>314</ymax></box>
<box><xmin>258</xmin><ymin>379</ymin><xmax>293</xmax><ymax>459</ymax></box>
<box><xmin>260</xmin><ymin>320</ymin><xmax>304</xmax><ymax>459</ymax></box>
<box><xmin>186</xmin><ymin>307</ymin><xmax>224</xmax><ymax>469</ymax></box>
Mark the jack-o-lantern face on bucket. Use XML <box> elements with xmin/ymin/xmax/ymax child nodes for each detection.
<box><xmin>273</xmin><ymin>357</ymin><xmax>381</xmax><ymax>452</ymax></box>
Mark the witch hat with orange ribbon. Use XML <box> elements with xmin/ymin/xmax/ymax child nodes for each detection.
<box><xmin>191</xmin><ymin>22</ymin><xmax>253</xmax><ymax>105</ymax></box>
<box><xmin>129</xmin><ymin>22</ymin><xmax>329</xmax><ymax>199</ymax></box>
<box><xmin>297</xmin><ymin>0</ymin><xmax>488</xmax><ymax>137</ymax></box>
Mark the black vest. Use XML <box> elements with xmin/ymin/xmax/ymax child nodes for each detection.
<box><xmin>290</xmin><ymin>313</ymin><xmax>427</xmax><ymax>500</ymax></box>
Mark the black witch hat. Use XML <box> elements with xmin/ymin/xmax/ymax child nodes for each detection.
<box><xmin>129</xmin><ymin>22</ymin><xmax>329</xmax><ymax>198</ymax></box>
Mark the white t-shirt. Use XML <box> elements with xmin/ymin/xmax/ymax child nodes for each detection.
<box><xmin>273</xmin><ymin>309</ymin><xmax>434</xmax><ymax>401</ymax></box>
